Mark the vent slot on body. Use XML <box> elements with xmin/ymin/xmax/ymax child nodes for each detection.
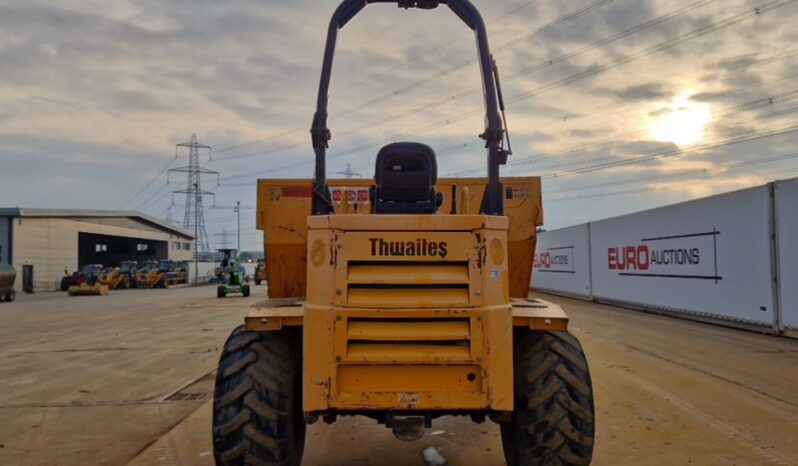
<box><xmin>347</xmin><ymin>261</ymin><xmax>470</xmax><ymax>308</ymax></box>
<box><xmin>346</xmin><ymin>317</ymin><xmax>472</xmax><ymax>362</ymax></box>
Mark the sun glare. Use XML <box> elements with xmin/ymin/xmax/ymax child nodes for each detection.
<box><xmin>649</xmin><ymin>97</ymin><xmax>711</xmax><ymax>146</ymax></box>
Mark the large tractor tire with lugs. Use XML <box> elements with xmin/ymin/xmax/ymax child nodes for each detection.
<box><xmin>501</xmin><ymin>330</ymin><xmax>595</xmax><ymax>466</ymax></box>
<box><xmin>213</xmin><ymin>326</ymin><xmax>305</xmax><ymax>466</ymax></box>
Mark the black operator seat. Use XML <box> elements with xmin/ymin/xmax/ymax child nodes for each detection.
<box><xmin>373</xmin><ymin>142</ymin><xmax>442</xmax><ymax>214</ymax></box>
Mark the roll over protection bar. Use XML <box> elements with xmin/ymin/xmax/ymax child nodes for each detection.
<box><xmin>311</xmin><ymin>0</ymin><xmax>510</xmax><ymax>215</ymax></box>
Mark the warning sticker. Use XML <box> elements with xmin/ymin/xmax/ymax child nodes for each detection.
<box><xmin>505</xmin><ymin>185</ymin><xmax>531</xmax><ymax>200</ymax></box>
<box><xmin>332</xmin><ymin>187</ymin><xmax>370</xmax><ymax>205</ymax></box>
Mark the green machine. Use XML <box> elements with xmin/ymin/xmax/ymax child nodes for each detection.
<box><xmin>0</xmin><ymin>264</ymin><xmax>16</xmax><ymax>302</ymax></box>
<box><xmin>216</xmin><ymin>249</ymin><xmax>250</xmax><ymax>298</ymax></box>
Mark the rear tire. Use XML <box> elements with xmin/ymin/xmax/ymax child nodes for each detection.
<box><xmin>501</xmin><ymin>330</ymin><xmax>595</xmax><ymax>466</ymax></box>
<box><xmin>242</xmin><ymin>285</ymin><xmax>251</xmax><ymax>298</ymax></box>
<box><xmin>217</xmin><ymin>286</ymin><xmax>226</xmax><ymax>299</ymax></box>
<box><xmin>213</xmin><ymin>326</ymin><xmax>305</xmax><ymax>466</ymax></box>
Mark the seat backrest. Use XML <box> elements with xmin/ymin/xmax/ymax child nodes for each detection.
<box><xmin>374</xmin><ymin>143</ymin><xmax>438</xmax><ymax>213</ymax></box>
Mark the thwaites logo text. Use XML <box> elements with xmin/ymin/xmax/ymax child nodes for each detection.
<box><xmin>534</xmin><ymin>246</ymin><xmax>575</xmax><ymax>274</ymax></box>
<box><xmin>369</xmin><ymin>238</ymin><xmax>448</xmax><ymax>258</ymax></box>
<box><xmin>607</xmin><ymin>229</ymin><xmax>722</xmax><ymax>281</ymax></box>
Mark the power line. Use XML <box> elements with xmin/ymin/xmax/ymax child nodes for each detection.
<box><xmin>123</xmin><ymin>158</ymin><xmax>175</xmax><ymax>207</ymax></box>
<box><xmin>214</xmin><ymin>0</ymin><xmax>544</xmax><ymax>149</ymax></box>
<box><xmin>496</xmin><ymin>85</ymin><xmax>798</xmax><ymax>174</ymax></box>
<box><xmin>218</xmin><ymin>73</ymin><xmax>798</xmax><ymax>191</ymax></box>
<box><xmin>211</xmin><ymin>0</ymin><xmax>791</xmax><ymax>181</ymax></box>
<box><xmin>340</xmin><ymin>0</ymin><xmax>790</xmax><ymax>148</ymax></box>
<box><xmin>540</xmin><ymin>121</ymin><xmax>798</xmax><ymax>179</ymax></box>
<box><xmin>136</xmin><ymin>181</ymin><xmax>171</xmax><ymax>211</ymax></box>
<box><xmin>544</xmin><ymin>151</ymin><xmax>798</xmax><ymax>197</ymax></box>
<box><xmin>504</xmin><ymin>0</ymin><xmax>795</xmax><ymax>107</ymax></box>
<box><xmin>520</xmin><ymin>46</ymin><xmax>798</xmax><ymax>137</ymax></box>
<box><xmin>544</xmin><ymin>162</ymin><xmax>798</xmax><ymax>203</ymax></box>
<box><xmin>210</xmin><ymin>0</ymin><xmax>613</xmax><ymax>160</ymax></box>
<box><xmin>343</xmin><ymin>0</ymin><xmax>793</xmax><ymax>157</ymax></box>
<box><xmin>329</xmin><ymin>0</ymin><xmax>616</xmax><ymax>121</ymax></box>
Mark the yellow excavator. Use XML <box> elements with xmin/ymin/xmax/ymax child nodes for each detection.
<box><xmin>212</xmin><ymin>2</ymin><xmax>594</xmax><ymax>465</ymax></box>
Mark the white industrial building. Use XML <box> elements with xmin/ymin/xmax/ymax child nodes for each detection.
<box><xmin>0</xmin><ymin>209</ymin><xmax>194</xmax><ymax>292</ymax></box>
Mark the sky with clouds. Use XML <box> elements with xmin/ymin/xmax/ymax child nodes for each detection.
<box><xmin>2</xmin><ymin>0</ymin><xmax>798</xmax><ymax>249</ymax></box>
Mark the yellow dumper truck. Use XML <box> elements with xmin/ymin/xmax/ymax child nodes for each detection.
<box><xmin>212</xmin><ymin>1</ymin><xmax>595</xmax><ymax>465</ymax></box>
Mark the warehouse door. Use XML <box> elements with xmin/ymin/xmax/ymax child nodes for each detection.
<box><xmin>22</xmin><ymin>265</ymin><xmax>33</xmax><ymax>293</ymax></box>
<box><xmin>78</xmin><ymin>233</ymin><xmax>168</xmax><ymax>268</ymax></box>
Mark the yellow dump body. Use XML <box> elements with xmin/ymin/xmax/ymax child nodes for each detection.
<box><xmin>256</xmin><ymin>177</ymin><xmax>543</xmax><ymax>299</ymax></box>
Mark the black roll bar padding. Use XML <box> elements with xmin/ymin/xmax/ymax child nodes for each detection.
<box><xmin>311</xmin><ymin>0</ymin><xmax>507</xmax><ymax>215</ymax></box>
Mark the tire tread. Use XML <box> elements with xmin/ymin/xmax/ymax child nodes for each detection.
<box><xmin>213</xmin><ymin>325</ymin><xmax>304</xmax><ymax>466</ymax></box>
<box><xmin>502</xmin><ymin>330</ymin><xmax>595</xmax><ymax>466</ymax></box>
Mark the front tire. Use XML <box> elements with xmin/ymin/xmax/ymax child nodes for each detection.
<box><xmin>242</xmin><ymin>285</ymin><xmax>251</xmax><ymax>298</ymax></box>
<box><xmin>217</xmin><ymin>286</ymin><xmax>226</xmax><ymax>299</ymax></box>
<box><xmin>501</xmin><ymin>330</ymin><xmax>595</xmax><ymax>466</ymax></box>
<box><xmin>213</xmin><ymin>326</ymin><xmax>305</xmax><ymax>466</ymax></box>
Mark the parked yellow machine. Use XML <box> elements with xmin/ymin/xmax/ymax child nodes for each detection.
<box><xmin>67</xmin><ymin>283</ymin><xmax>109</xmax><ymax>297</ymax></box>
<box><xmin>136</xmin><ymin>260</ymin><xmax>186</xmax><ymax>288</ymax></box>
<box><xmin>212</xmin><ymin>1</ymin><xmax>594</xmax><ymax>465</ymax></box>
<box><xmin>97</xmin><ymin>267</ymin><xmax>130</xmax><ymax>290</ymax></box>
<box><xmin>134</xmin><ymin>261</ymin><xmax>159</xmax><ymax>289</ymax></box>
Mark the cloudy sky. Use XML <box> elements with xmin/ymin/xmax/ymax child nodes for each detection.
<box><xmin>2</xmin><ymin>0</ymin><xmax>798</xmax><ymax>249</ymax></box>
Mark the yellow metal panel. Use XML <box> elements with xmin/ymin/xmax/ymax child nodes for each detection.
<box><xmin>303</xmin><ymin>303</ymin><xmax>336</xmax><ymax>412</ymax></box>
<box><xmin>347</xmin><ymin>343</ymin><xmax>471</xmax><ymax>361</ymax></box>
<box><xmin>297</xmin><ymin>210</ymin><xmax>518</xmax><ymax>412</ymax></box>
<box><xmin>309</xmin><ymin>213</ymin><xmax>508</xmax><ymax>232</ymax></box>
<box><xmin>256</xmin><ymin>176</ymin><xmax>541</xmax><ymax>299</ymax></box>
<box><xmin>348</xmin><ymin>264</ymin><xmax>469</xmax><ymax>285</ymax></box>
<box><xmin>511</xmin><ymin>297</ymin><xmax>570</xmax><ymax>331</ymax></box>
<box><xmin>337</xmin><ymin>365</ymin><xmax>483</xmax><ymax>393</ymax></box>
<box><xmin>333</xmin><ymin>391</ymin><xmax>493</xmax><ymax>410</ymax></box>
<box><xmin>347</xmin><ymin>287</ymin><xmax>470</xmax><ymax>308</ymax></box>
<box><xmin>245</xmin><ymin>300</ymin><xmax>304</xmax><ymax>331</ymax></box>
<box><xmin>347</xmin><ymin>320</ymin><xmax>470</xmax><ymax>341</ymax></box>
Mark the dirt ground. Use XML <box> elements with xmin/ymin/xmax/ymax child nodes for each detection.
<box><xmin>1</xmin><ymin>288</ymin><xmax>796</xmax><ymax>465</ymax></box>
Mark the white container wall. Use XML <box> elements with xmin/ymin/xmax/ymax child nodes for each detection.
<box><xmin>589</xmin><ymin>186</ymin><xmax>777</xmax><ymax>328</ymax></box>
<box><xmin>188</xmin><ymin>261</ymin><xmax>218</xmax><ymax>285</ymax></box>
<box><xmin>532</xmin><ymin>224</ymin><xmax>592</xmax><ymax>298</ymax></box>
<box><xmin>775</xmin><ymin>178</ymin><xmax>798</xmax><ymax>332</ymax></box>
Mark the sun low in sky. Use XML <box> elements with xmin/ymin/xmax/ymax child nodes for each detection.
<box><xmin>649</xmin><ymin>95</ymin><xmax>712</xmax><ymax>146</ymax></box>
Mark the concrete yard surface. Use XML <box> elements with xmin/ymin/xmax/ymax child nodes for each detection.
<box><xmin>1</xmin><ymin>288</ymin><xmax>797</xmax><ymax>465</ymax></box>
<box><xmin>0</xmin><ymin>287</ymin><xmax>256</xmax><ymax>466</ymax></box>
